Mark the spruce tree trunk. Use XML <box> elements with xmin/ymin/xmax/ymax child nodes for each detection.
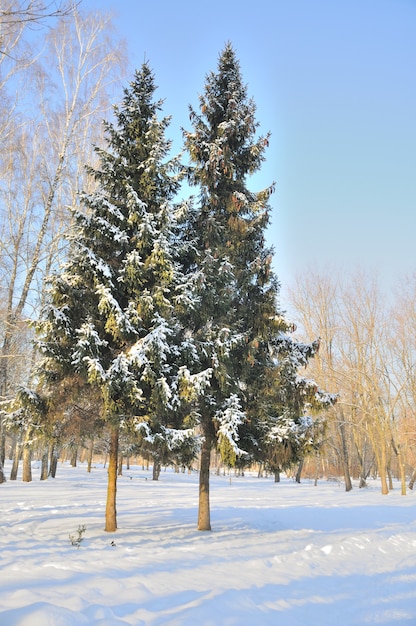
<box><xmin>40</xmin><ymin>447</ymin><xmax>49</xmax><ymax>480</ymax></box>
<box><xmin>10</xmin><ymin>437</ymin><xmax>21</xmax><ymax>480</ymax></box>
<box><xmin>105</xmin><ymin>425</ymin><xmax>119</xmax><ymax>532</ymax></box>
<box><xmin>314</xmin><ymin>458</ymin><xmax>319</xmax><ymax>486</ymax></box>
<box><xmin>152</xmin><ymin>460</ymin><xmax>161</xmax><ymax>481</ymax></box>
<box><xmin>274</xmin><ymin>470</ymin><xmax>280</xmax><ymax>483</ymax></box>
<box><xmin>0</xmin><ymin>425</ymin><xmax>5</xmax><ymax>467</ymax></box>
<box><xmin>49</xmin><ymin>445</ymin><xmax>59</xmax><ymax>478</ymax></box>
<box><xmin>0</xmin><ymin>459</ymin><xmax>6</xmax><ymax>484</ymax></box>
<box><xmin>22</xmin><ymin>445</ymin><xmax>32</xmax><ymax>483</ymax></box>
<box><xmin>295</xmin><ymin>459</ymin><xmax>304</xmax><ymax>484</ymax></box>
<box><xmin>198</xmin><ymin>428</ymin><xmax>213</xmax><ymax>531</ymax></box>
<box><xmin>9</xmin><ymin>434</ymin><xmax>17</xmax><ymax>460</ymax></box>
<box><xmin>70</xmin><ymin>446</ymin><xmax>77</xmax><ymax>467</ymax></box>
<box><xmin>87</xmin><ymin>439</ymin><xmax>94</xmax><ymax>473</ymax></box>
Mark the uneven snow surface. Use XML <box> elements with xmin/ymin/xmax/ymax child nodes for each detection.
<box><xmin>1</xmin><ymin>462</ymin><xmax>415</xmax><ymax>625</ymax></box>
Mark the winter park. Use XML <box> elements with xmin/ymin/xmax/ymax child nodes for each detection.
<box><xmin>1</xmin><ymin>460</ymin><xmax>416</xmax><ymax>626</ymax></box>
<box><xmin>1</xmin><ymin>2</ymin><xmax>416</xmax><ymax>625</ymax></box>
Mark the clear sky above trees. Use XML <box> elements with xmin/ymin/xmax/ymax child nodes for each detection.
<box><xmin>81</xmin><ymin>0</ymin><xmax>416</xmax><ymax>299</ymax></box>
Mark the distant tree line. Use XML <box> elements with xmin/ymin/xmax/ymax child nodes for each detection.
<box><xmin>288</xmin><ymin>270</ymin><xmax>416</xmax><ymax>496</ymax></box>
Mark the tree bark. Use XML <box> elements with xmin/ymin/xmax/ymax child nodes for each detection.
<box><xmin>399</xmin><ymin>459</ymin><xmax>406</xmax><ymax>496</ymax></box>
<box><xmin>152</xmin><ymin>460</ymin><xmax>161</xmax><ymax>481</ymax></box>
<box><xmin>40</xmin><ymin>446</ymin><xmax>49</xmax><ymax>480</ymax></box>
<box><xmin>10</xmin><ymin>437</ymin><xmax>21</xmax><ymax>480</ymax></box>
<box><xmin>105</xmin><ymin>425</ymin><xmax>119</xmax><ymax>532</ymax></box>
<box><xmin>198</xmin><ymin>429</ymin><xmax>213</xmax><ymax>531</ymax></box>
<box><xmin>0</xmin><ymin>425</ymin><xmax>6</xmax><ymax>467</ymax></box>
<box><xmin>408</xmin><ymin>467</ymin><xmax>416</xmax><ymax>490</ymax></box>
<box><xmin>314</xmin><ymin>458</ymin><xmax>320</xmax><ymax>486</ymax></box>
<box><xmin>22</xmin><ymin>445</ymin><xmax>32</xmax><ymax>482</ymax></box>
<box><xmin>295</xmin><ymin>459</ymin><xmax>304</xmax><ymax>483</ymax></box>
<box><xmin>87</xmin><ymin>438</ymin><xmax>94</xmax><ymax>473</ymax></box>
<box><xmin>339</xmin><ymin>417</ymin><xmax>353</xmax><ymax>491</ymax></box>
<box><xmin>391</xmin><ymin>439</ymin><xmax>407</xmax><ymax>496</ymax></box>
<box><xmin>49</xmin><ymin>445</ymin><xmax>59</xmax><ymax>478</ymax></box>
<box><xmin>0</xmin><ymin>458</ymin><xmax>6</xmax><ymax>483</ymax></box>
<box><xmin>70</xmin><ymin>445</ymin><xmax>78</xmax><ymax>467</ymax></box>
<box><xmin>387</xmin><ymin>466</ymin><xmax>394</xmax><ymax>491</ymax></box>
<box><xmin>378</xmin><ymin>440</ymin><xmax>389</xmax><ymax>495</ymax></box>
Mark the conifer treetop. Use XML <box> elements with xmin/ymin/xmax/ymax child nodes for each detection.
<box><xmin>36</xmin><ymin>62</ymin><xmax>206</xmax><ymax>424</ymax></box>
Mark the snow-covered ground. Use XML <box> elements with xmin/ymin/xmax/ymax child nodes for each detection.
<box><xmin>1</xmin><ymin>462</ymin><xmax>415</xmax><ymax>626</ymax></box>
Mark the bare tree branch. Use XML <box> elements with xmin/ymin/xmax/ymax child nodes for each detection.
<box><xmin>1</xmin><ymin>1</ymin><xmax>79</xmax><ymax>24</ymax></box>
<box><xmin>0</xmin><ymin>1</ymin><xmax>80</xmax><ymax>57</ymax></box>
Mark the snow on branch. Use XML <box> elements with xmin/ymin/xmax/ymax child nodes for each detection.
<box><xmin>266</xmin><ymin>412</ymin><xmax>322</xmax><ymax>449</ymax></box>
<box><xmin>178</xmin><ymin>366</ymin><xmax>213</xmax><ymax>402</ymax></box>
<box><xmin>106</xmin><ymin>354</ymin><xmax>144</xmax><ymax>404</ymax></box>
<box><xmin>127</xmin><ymin>314</ymin><xmax>178</xmax><ymax>370</ymax></box>
<box><xmin>96</xmin><ymin>284</ymin><xmax>137</xmax><ymax>336</ymax></box>
<box><xmin>79</xmin><ymin>245</ymin><xmax>113</xmax><ymax>281</ymax></box>
<box><xmin>266</xmin><ymin>413</ymin><xmax>300</xmax><ymax>443</ymax></box>
<box><xmin>45</xmin><ymin>304</ymin><xmax>71</xmax><ymax>334</ymax></box>
<box><xmin>72</xmin><ymin>321</ymin><xmax>108</xmax><ymax>381</ymax></box>
<box><xmin>274</xmin><ymin>333</ymin><xmax>319</xmax><ymax>369</ymax></box>
<box><xmin>215</xmin><ymin>394</ymin><xmax>248</xmax><ymax>465</ymax></box>
<box><xmin>135</xmin><ymin>421</ymin><xmax>200</xmax><ymax>454</ymax></box>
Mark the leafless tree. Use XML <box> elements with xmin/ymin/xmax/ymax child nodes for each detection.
<box><xmin>0</xmin><ymin>1</ymin><xmax>78</xmax><ymax>54</ymax></box>
<box><xmin>288</xmin><ymin>269</ymin><xmax>412</xmax><ymax>494</ymax></box>
<box><xmin>0</xmin><ymin>8</ymin><xmax>126</xmax><ymax>481</ymax></box>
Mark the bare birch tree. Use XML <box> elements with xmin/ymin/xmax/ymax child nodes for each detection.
<box><xmin>389</xmin><ymin>274</ymin><xmax>416</xmax><ymax>492</ymax></box>
<box><xmin>0</xmin><ymin>8</ymin><xmax>126</xmax><ymax>481</ymax></box>
<box><xmin>288</xmin><ymin>270</ymin><xmax>354</xmax><ymax>490</ymax></box>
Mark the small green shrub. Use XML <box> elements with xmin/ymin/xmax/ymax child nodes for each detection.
<box><xmin>69</xmin><ymin>524</ymin><xmax>86</xmax><ymax>548</ymax></box>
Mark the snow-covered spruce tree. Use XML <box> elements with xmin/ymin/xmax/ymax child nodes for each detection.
<box><xmin>183</xmin><ymin>43</ymin><xmax>333</xmax><ymax>530</ymax></box>
<box><xmin>36</xmin><ymin>64</ymin><xmax>207</xmax><ymax>531</ymax></box>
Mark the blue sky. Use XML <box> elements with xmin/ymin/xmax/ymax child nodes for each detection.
<box><xmin>83</xmin><ymin>0</ymin><xmax>416</xmax><ymax>299</ymax></box>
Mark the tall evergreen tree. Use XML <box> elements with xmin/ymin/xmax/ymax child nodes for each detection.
<box><xmin>183</xmin><ymin>44</ymin><xmax>332</xmax><ymax>530</ymax></box>
<box><xmin>36</xmin><ymin>64</ymin><xmax>206</xmax><ymax>531</ymax></box>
